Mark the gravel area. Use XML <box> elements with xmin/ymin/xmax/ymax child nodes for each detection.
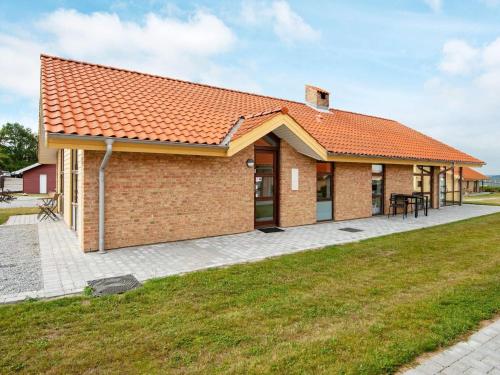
<box><xmin>0</xmin><ymin>196</ymin><xmax>40</xmax><ymax>208</ymax></box>
<box><xmin>0</xmin><ymin>225</ymin><xmax>42</xmax><ymax>295</ymax></box>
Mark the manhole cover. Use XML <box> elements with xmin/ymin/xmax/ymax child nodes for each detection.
<box><xmin>87</xmin><ymin>274</ymin><xmax>141</xmax><ymax>296</ymax></box>
<box><xmin>258</xmin><ymin>227</ymin><xmax>284</xmax><ymax>233</ymax></box>
<box><xmin>339</xmin><ymin>227</ymin><xmax>363</xmax><ymax>233</ymax></box>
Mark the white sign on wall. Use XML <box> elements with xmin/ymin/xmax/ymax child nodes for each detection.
<box><xmin>291</xmin><ymin>168</ymin><xmax>299</xmax><ymax>191</ymax></box>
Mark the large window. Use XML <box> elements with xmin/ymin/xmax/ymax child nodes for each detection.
<box><xmin>316</xmin><ymin>162</ymin><xmax>333</xmax><ymax>221</ymax></box>
<box><xmin>413</xmin><ymin>165</ymin><xmax>433</xmax><ymax>205</ymax></box>
<box><xmin>71</xmin><ymin>150</ymin><xmax>79</xmax><ymax>231</ymax></box>
<box><xmin>372</xmin><ymin>164</ymin><xmax>384</xmax><ymax>215</ymax></box>
<box><xmin>439</xmin><ymin>166</ymin><xmax>462</xmax><ymax>206</ymax></box>
<box><xmin>59</xmin><ymin>150</ymin><xmax>65</xmax><ymax>214</ymax></box>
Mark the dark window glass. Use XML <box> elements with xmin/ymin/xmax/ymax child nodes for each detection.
<box><xmin>316</xmin><ymin>162</ymin><xmax>333</xmax><ymax>221</ymax></box>
<box><xmin>372</xmin><ymin>165</ymin><xmax>384</xmax><ymax>215</ymax></box>
<box><xmin>372</xmin><ymin>177</ymin><xmax>383</xmax><ymax>195</ymax></box>
<box><xmin>255</xmin><ymin>200</ymin><xmax>274</xmax><ymax>222</ymax></box>
<box><xmin>255</xmin><ymin>176</ymin><xmax>274</xmax><ymax>198</ymax></box>
<box><xmin>317</xmin><ymin>175</ymin><xmax>331</xmax><ymax>200</ymax></box>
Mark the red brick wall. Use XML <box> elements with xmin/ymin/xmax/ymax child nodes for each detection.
<box><xmin>334</xmin><ymin>163</ymin><xmax>372</xmax><ymax>220</ymax></box>
<box><xmin>23</xmin><ymin>164</ymin><xmax>56</xmax><ymax>194</ymax></box>
<box><xmin>384</xmin><ymin>164</ymin><xmax>414</xmax><ymax>215</ymax></box>
<box><xmin>279</xmin><ymin>141</ymin><xmax>316</xmax><ymax>227</ymax></box>
<box><xmin>81</xmin><ymin>147</ymin><xmax>254</xmax><ymax>251</ymax></box>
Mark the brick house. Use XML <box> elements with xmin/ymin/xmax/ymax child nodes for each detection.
<box><xmin>38</xmin><ymin>55</ymin><xmax>485</xmax><ymax>252</ymax></box>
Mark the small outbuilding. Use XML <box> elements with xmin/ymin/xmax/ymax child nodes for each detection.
<box><xmin>12</xmin><ymin>163</ymin><xmax>56</xmax><ymax>194</ymax></box>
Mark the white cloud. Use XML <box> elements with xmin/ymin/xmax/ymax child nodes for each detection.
<box><xmin>439</xmin><ymin>37</ymin><xmax>500</xmax><ymax>93</ymax></box>
<box><xmin>240</xmin><ymin>0</ymin><xmax>320</xmax><ymax>44</ymax></box>
<box><xmin>439</xmin><ymin>40</ymin><xmax>479</xmax><ymax>75</ymax></box>
<box><xmin>0</xmin><ymin>35</ymin><xmax>42</xmax><ymax>97</ymax></box>
<box><xmin>270</xmin><ymin>1</ymin><xmax>320</xmax><ymax>43</ymax></box>
<box><xmin>423</xmin><ymin>0</ymin><xmax>442</xmax><ymax>12</ymax></box>
<box><xmin>0</xmin><ymin>8</ymin><xmax>237</xmax><ymax>99</ymax></box>
<box><xmin>482</xmin><ymin>37</ymin><xmax>500</xmax><ymax>67</ymax></box>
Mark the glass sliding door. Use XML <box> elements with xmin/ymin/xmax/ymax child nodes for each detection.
<box><xmin>254</xmin><ymin>134</ymin><xmax>279</xmax><ymax>227</ymax></box>
<box><xmin>71</xmin><ymin>149</ymin><xmax>79</xmax><ymax>231</ymax></box>
<box><xmin>439</xmin><ymin>173</ymin><xmax>446</xmax><ymax>207</ymax></box>
<box><xmin>372</xmin><ymin>164</ymin><xmax>384</xmax><ymax>215</ymax></box>
<box><xmin>59</xmin><ymin>150</ymin><xmax>65</xmax><ymax>215</ymax></box>
<box><xmin>440</xmin><ymin>166</ymin><xmax>462</xmax><ymax>206</ymax></box>
<box><xmin>316</xmin><ymin>162</ymin><xmax>333</xmax><ymax>221</ymax></box>
<box><xmin>413</xmin><ymin>165</ymin><xmax>433</xmax><ymax>206</ymax></box>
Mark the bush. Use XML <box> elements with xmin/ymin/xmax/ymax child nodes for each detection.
<box><xmin>482</xmin><ymin>185</ymin><xmax>500</xmax><ymax>192</ymax></box>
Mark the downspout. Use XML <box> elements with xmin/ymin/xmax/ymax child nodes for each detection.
<box><xmin>98</xmin><ymin>139</ymin><xmax>114</xmax><ymax>253</ymax></box>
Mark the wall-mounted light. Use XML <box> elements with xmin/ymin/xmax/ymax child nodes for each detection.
<box><xmin>246</xmin><ymin>159</ymin><xmax>255</xmax><ymax>168</ymax></box>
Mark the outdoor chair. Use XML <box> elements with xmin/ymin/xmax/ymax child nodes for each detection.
<box><xmin>412</xmin><ymin>192</ymin><xmax>425</xmax><ymax>210</ymax></box>
<box><xmin>412</xmin><ymin>192</ymin><xmax>429</xmax><ymax>217</ymax></box>
<box><xmin>388</xmin><ymin>193</ymin><xmax>407</xmax><ymax>218</ymax></box>
<box><xmin>0</xmin><ymin>189</ymin><xmax>16</xmax><ymax>203</ymax></box>
<box><xmin>38</xmin><ymin>193</ymin><xmax>61</xmax><ymax>221</ymax></box>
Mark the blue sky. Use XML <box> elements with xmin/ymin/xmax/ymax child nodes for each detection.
<box><xmin>1</xmin><ymin>0</ymin><xmax>499</xmax><ymax>173</ymax></box>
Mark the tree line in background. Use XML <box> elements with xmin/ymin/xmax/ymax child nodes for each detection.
<box><xmin>0</xmin><ymin>123</ymin><xmax>38</xmax><ymax>172</ymax></box>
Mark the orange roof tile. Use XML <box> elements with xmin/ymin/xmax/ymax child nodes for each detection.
<box><xmin>41</xmin><ymin>55</ymin><xmax>483</xmax><ymax>164</ymax></box>
<box><xmin>457</xmin><ymin>167</ymin><xmax>488</xmax><ymax>180</ymax></box>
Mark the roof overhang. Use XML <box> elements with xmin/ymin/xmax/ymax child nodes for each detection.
<box><xmin>46</xmin><ymin>133</ymin><xmax>228</xmax><ymax>157</ymax></box>
<box><xmin>11</xmin><ymin>163</ymin><xmax>42</xmax><ymax>175</ymax></box>
<box><xmin>326</xmin><ymin>152</ymin><xmax>484</xmax><ymax>168</ymax></box>
<box><xmin>227</xmin><ymin>113</ymin><xmax>327</xmax><ymax>160</ymax></box>
<box><xmin>44</xmin><ymin>116</ymin><xmax>485</xmax><ymax>168</ymax></box>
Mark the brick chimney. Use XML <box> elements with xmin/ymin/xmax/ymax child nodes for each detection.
<box><xmin>305</xmin><ymin>85</ymin><xmax>329</xmax><ymax>111</ymax></box>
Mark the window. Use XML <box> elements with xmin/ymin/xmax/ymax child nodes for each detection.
<box><xmin>372</xmin><ymin>165</ymin><xmax>384</xmax><ymax>215</ymax></box>
<box><xmin>316</xmin><ymin>162</ymin><xmax>333</xmax><ymax>221</ymax></box>
<box><xmin>439</xmin><ymin>166</ymin><xmax>462</xmax><ymax>206</ymax></box>
<box><xmin>59</xmin><ymin>150</ymin><xmax>65</xmax><ymax>215</ymax></box>
<box><xmin>413</xmin><ymin>165</ymin><xmax>433</xmax><ymax>206</ymax></box>
<box><xmin>71</xmin><ymin>150</ymin><xmax>79</xmax><ymax>231</ymax></box>
<box><xmin>320</xmin><ymin>92</ymin><xmax>327</xmax><ymax>100</ymax></box>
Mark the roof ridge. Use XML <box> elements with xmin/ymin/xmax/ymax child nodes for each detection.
<box><xmin>242</xmin><ymin>107</ymin><xmax>287</xmax><ymax>119</ymax></box>
<box><xmin>40</xmin><ymin>54</ymin><xmax>308</xmax><ymax>105</ymax></box>
<box><xmin>329</xmin><ymin>108</ymin><xmax>398</xmax><ymax>123</ymax></box>
<box><xmin>40</xmin><ymin>54</ymin><xmax>411</xmax><ymax>125</ymax></box>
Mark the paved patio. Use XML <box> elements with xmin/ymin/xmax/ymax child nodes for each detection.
<box><xmin>1</xmin><ymin>203</ymin><xmax>499</xmax><ymax>304</ymax></box>
<box><xmin>404</xmin><ymin>318</ymin><xmax>500</xmax><ymax>374</ymax></box>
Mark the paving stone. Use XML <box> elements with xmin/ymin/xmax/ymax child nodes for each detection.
<box><xmin>406</xmin><ymin>318</ymin><xmax>500</xmax><ymax>375</ymax></box>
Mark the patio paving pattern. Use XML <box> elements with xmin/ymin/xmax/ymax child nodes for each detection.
<box><xmin>404</xmin><ymin>318</ymin><xmax>500</xmax><ymax>375</ymax></box>
<box><xmin>0</xmin><ymin>204</ymin><xmax>499</xmax><ymax>304</ymax></box>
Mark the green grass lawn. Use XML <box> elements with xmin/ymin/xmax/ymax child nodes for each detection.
<box><xmin>464</xmin><ymin>192</ymin><xmax>500</xmax><ymax>206</ymax></box>
<box><xmin>0</xmin><ymin>207</ymin><xmax>39</xmax><ymax>225</ymax></box>
<box><xmin>1</xmin><ymin>214</ymin><xmax>500</xmax><ymax>374</ymax></box>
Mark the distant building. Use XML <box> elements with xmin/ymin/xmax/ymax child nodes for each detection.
<box><xmin>459</xmin><ymin>167</ymin><xmax>488</xmax><ymax>194</ymax></box>
<box><xmin>12</xmin><ymin>163</ymin><xmax>56</xmax><ymax>194</ymax></box>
